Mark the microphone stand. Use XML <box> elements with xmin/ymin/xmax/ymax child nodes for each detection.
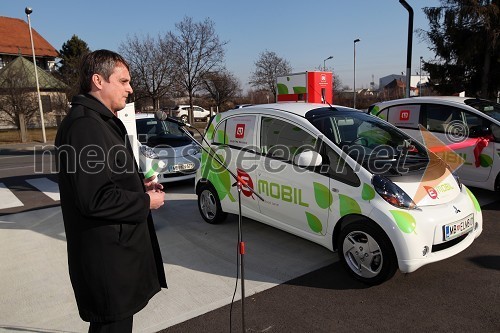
<box><xmin>177</xmin><ymin>120</ymin><xmax>264</xmax><ymax>333</ymax></box>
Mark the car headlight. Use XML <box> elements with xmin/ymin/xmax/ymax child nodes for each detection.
<box><xmin>189</xmin><ymin>143</ymin><xmax>201</xmax><ymax>155</ymax></box>
<box><xmin>139</xmin><ymin>145</ymin><xmax>159</xmax><ymax>159</ymax></box>
<box><xmin>453</xmin><ymin>173</ymin><xmax>463</xmax><ymax>191</ymax></box>
<box><xmin>372</xmin><ymin>175</ymin><xmax>417</xmax><ymax>210</ymax></box>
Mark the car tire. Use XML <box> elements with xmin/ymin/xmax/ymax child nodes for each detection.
<box><xmin>181</xmin><ymin>115</ymin><xmax>188</xmax><ymax>123</ymax></box>
<box><xmin>495</xmin><ymin>172</ymin><xmax>500</xmax><ymax>192</ymax></box>
<box><xmin>338</xmin><ymin>221</ymin><xmax>397</xmax><ymax>285</ymax></box>
<box><xmin>198</xmin><ymin>182</ymin><xmax>227</xmax><ymax>224</ymax></box>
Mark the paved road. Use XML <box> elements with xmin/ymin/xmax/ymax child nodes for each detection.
<box><xmin>162</xmin><ymin>200</ymin><xmax>500</xmax><ymax>333</ymax></box>
<box><xmin>1</xmin><ymin>142</ymin><xmax>499</xmax><ymax>333</ymax></box>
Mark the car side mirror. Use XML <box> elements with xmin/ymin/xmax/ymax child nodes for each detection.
<box><xmin>469</xmin><ymin>125</ymin><xmax>491</xmax><ymax>138</ymax></box>
<box><xmin>293</xmin><ymin>150</ymin><xmax>323</xmax><ymax>167</ymax></box>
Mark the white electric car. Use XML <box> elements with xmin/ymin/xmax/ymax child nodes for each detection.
<box><xmin>368</xmin><ymin>97</ymin><xmax>500</xmax><ymax>192</ymax></box>
<box><xmin>195</xmin><ymin>103</ymin><xmax>482</xmax><ymax>285</ymax></box>
<box><xmin>136</xmin><ymin>114</ymin><xmax>201</xmax><ymax>183</ymax></box>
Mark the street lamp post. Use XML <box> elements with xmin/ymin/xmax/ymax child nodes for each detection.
<box><xmin>419</xmin><ymin>56</ymin><xmax>423</xmax><ymax>96</ymax></box>
<box><xmin>25</xmin><ymin>7</ymin><xmax>46</xmax><ymax>143</ymax></box>
<box><xmin>323</xmin><ymin>55</ymin><xmax>333</xmax><ymax>71</ymax></box>
<box><xmin>399</xmin><ymin>0</ymin><xmax>413</xmax><ymax>98</ymax></box>
<box><xmin>353</xmin><ymin>38</ymin><xmax>360</xmax><ymax>109</ymax></box>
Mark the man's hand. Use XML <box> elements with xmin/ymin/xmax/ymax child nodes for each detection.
<box><xmin>144</xmin><ymin>175</ymin><xmax>164</xmax><ymax>192</ymax></box>
<box><xmin>147</xmin><ymin>190</ymin><xmax>165</xmax><ymax>210</ymax></box>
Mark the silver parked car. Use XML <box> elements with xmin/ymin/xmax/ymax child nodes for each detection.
<box><xmin>136</xmin><ymin>114</ymin><xmax>201</xmax><ymax>183</ymax></box>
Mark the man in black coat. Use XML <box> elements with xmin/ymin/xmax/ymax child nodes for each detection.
<box><xmin>55</xmin><ymin>50</ymin><xmax>167</xmax><ymax>333</ymax></box>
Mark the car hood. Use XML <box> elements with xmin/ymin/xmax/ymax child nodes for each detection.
<box><xmin>390</xmin><ymin>162</ymin><xmax>461</xmax><ymax>207</ymax></box>
<box><xmin>146</xmin><ymin>134</ymin><xmax>192</xmax><ymax>148</ymax></box>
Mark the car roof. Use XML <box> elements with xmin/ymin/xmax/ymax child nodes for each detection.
<box><xmin>222</xmin><ymin>102</ymin><xmax>359</xmax><ymax>118</ymax></box>
<box><xmin>135</xmin><ymin>113</ymin><xmax>155</xmax><ymax>119</ymax></box>
<box><xmin>372</xmin><ymin>96</ymin><xmax>479</xmax><ymax>108</ymax></box>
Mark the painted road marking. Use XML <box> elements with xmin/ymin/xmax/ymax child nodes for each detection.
<box><xmin>0</xmin><ymin>182</ymin><xmax>24</xmax><ymax>209</ymax></box>
<box><xmin>26</xmin><ymin>178</ymin><xmax>60</xmax><ymax>201</ymax></box>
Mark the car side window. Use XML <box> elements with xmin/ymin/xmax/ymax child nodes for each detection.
<box><xmin>491</xmin><ymin>124</ymin><xmax>500</xmax><ymax>142</ymax></box>
<box><xmin>425</xmin><ymin>104</ymin><xmax>463</xmax><ymax>133</ymax></box>
<box><xmin>260</xmin><ymin>117</ymin><xmax>317</xmax><ymax>164</ymax></box>
<box><xmin>463</xmin><ymin>112</ymin><xmax>497</xmax><ymax>141</ymax></box>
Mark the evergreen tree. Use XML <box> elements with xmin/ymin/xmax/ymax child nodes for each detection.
<box><xmin>420</xmin><ymin>0</ymin><xmax>499</xmax><ymax>99</ymax></box>
<box><xmin>58</xmin><ymin>35</ymin><xmax>91</xmax><ymax>99</ymax></box>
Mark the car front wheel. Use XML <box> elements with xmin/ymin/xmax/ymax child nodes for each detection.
<box><xmin>197</xmin><ymin>183</ymin><xmax>227</xmax><ymax>224</ymax></box>
<box><xmin>338</xmin><ymin>221</ymin><xmax>397</xmax><ymax>285</ymax></box>
<box><xmin>181</xmin><ymin>115</ymin><xmax>188</xmax><ymax>123</ymax></box>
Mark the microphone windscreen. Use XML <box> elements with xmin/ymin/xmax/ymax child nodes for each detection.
<box><xmin>155</xmin><ymin>110</ymin><xmax>167</xmax><ymax>121</ymax></box>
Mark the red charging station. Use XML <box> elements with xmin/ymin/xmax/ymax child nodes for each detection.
<box><xmin>277</xmin><ymin>71</ymin><xmax>333</xmax><ymax>104</ymax></box>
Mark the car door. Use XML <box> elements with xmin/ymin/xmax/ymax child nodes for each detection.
<box><xmin>423</xmin><ymin>105</ymin><xmax>493</xmax><ymax>182</ymax></box>
<box><xmin>257</xmin><ymin>115</ymin><xmax>331</xmax><ymax>237</ymax></box>
<box><xmin>221</xmin><ymin>114</ymin><xmax>261</xmax><ymax>214</ymax></box>
<box><xmin>192</xmin><ymin>106</ymin><xmax>204</xmax><ymax>119</ymax></box>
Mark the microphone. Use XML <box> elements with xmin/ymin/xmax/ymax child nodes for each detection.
<box><xmin>154</xmin><ymin>110</ymin><xmax>192</xmax><ymax>127</ymax></box>
<box><xmin>155</xmin><ymin>110</ymin><xmax>167</xmax><ymax>121</ymax></box>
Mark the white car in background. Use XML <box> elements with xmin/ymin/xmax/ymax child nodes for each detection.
<box><xmin>172</xmin><ymin>105</ymin><xmax>212</xmax><ymax>123</ymax></box>
<box><xmin>368</xmin><ymin>97</ymin><xmax>500</xmax><ymax>192</ymax></box>
<box><xmin>136</xmin><ymin>114</ymin><xmax>201</xmax><ymax>183</ymax></box>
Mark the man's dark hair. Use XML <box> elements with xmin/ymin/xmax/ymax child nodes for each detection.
<box><xmin>78</xmin><ymin>49</ymin><xmax>130</xmax><ymax>94</ymax></box>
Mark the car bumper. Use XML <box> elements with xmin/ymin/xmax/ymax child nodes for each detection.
<box><xmin>368</xmin><ymin>186</ymin><xmax>483</xmax><ymax>273</ymax></box>
<box><xmin>156</xmin><ymin>171</ymin><xmax>196</xmax><ymax>183</ymax></box>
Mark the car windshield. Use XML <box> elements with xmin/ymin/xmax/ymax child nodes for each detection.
<box><xmin>465</xmin><ymin>99</ymin><xmax>500</xmax><ymax>122</ymax></box>
<box><xmin>308</xmin><ymin>111</ymin><xmax>430</xmax><ymax>175</ymax></box>
<box><xmin>136</xmin><ymin>118</ymin><xmax>190</xmax><ymax>147</ymax></box>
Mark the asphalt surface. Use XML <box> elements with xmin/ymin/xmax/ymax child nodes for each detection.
<box><xmin>1</xmin><ymin>141</ymin><xmax>499</xmax><ymax>333</ymax></box>
<box><xmin>161</xmin><ymin>200</ymin><xmax>500</xmax><ymax>333</ymax></box>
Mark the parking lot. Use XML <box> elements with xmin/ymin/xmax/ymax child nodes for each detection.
<box><xmin>0</xmin><ymin>178</ymin><xmax>499</xmax><ymax>333</ymax></box>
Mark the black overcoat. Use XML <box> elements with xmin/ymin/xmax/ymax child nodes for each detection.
<box><xmin>55</xmin><ymin>94</ymin><xmax>167</xmax><ymax>322</ymax></box>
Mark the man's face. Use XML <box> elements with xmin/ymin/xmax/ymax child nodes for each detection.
<box><xmin>99</xmin><ymin>63</ymin><xmax>133</xmax><ymax>113</ymax></box>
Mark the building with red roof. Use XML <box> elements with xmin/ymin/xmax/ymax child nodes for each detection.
<box><xmin>0</xmin><ymin>16</ymin><xmax>58</xmax><ymax>71</ymax></box>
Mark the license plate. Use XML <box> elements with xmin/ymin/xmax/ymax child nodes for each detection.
<box><xmin>443</xmin><ymin>213</ymin><xmax>474</xmax><ymax>241</ymax></box>
<box><xmin>168</xmin><ymin>162</ymin><xmax>195</xmax><ymax>172</ymax></box>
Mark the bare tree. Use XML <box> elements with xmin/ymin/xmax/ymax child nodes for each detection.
<box><xmin>0</xmin><ymin>61</ymin><xmax>38</xmax><ymax>141</ymax></box>
<box><xmin>168</xmin><ymin>17</ymin><xmax>227</xmax><ymax>123</ymax></box>
<box><xmin>119</xmin><ymin>34</ymin><xmax>175</xmax><ymax>110</ymax></box>
<box><xmin>201</xmin><ymin>68</ymin><xmax>241</xmax><ymax>112</ymax></box>
<box><xmin>249</xmin><ymin>50</ymin><xmax>292</xmax><ymax>101</ymax></box>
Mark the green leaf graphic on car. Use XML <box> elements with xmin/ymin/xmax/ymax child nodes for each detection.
<box><xmin>305</xmin><ymin>212</ymin><xmax>323</xmax><ymax>233</ymax></box>
<box><xmin>479</xmin><ymin>154</ymin><xmax>493</xmax><ymax>167</ymax></box>
<box><xmin>465</xmin><ymin>187</ymin><xmax>481</xmax><ymax>212</ymax></box>
<box><xmin>200</xmin><ymin>151</ymin><xmax>235</xmax><ymax>202</ymax></box>
<box><xmin>339</xmin><ymin>194</ymin><xmax>361</xmax><ymax>216</ymax></box>
<box><xmin>313</xmin><ymin>182</ymin><xmax>333</xmax><ymax>209</ymax></box>
<box><xmin>206</xmin><ymin>123</ymin><xmax>215</xmax><ymax>140</ymax></box>
<box><xmin>361</xmin><ymin>183</ymin><xmax>375</xmax><ymax>201</ymax></box>
<box><xmin>369</xmin><ymin>105</ymin><xmax>379</xmax><ymax>115</ymax></box>
<box><xmin>389</xmin><ymin>210</ymin><xmax>416</xmax><ymax>233</ymax></box>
